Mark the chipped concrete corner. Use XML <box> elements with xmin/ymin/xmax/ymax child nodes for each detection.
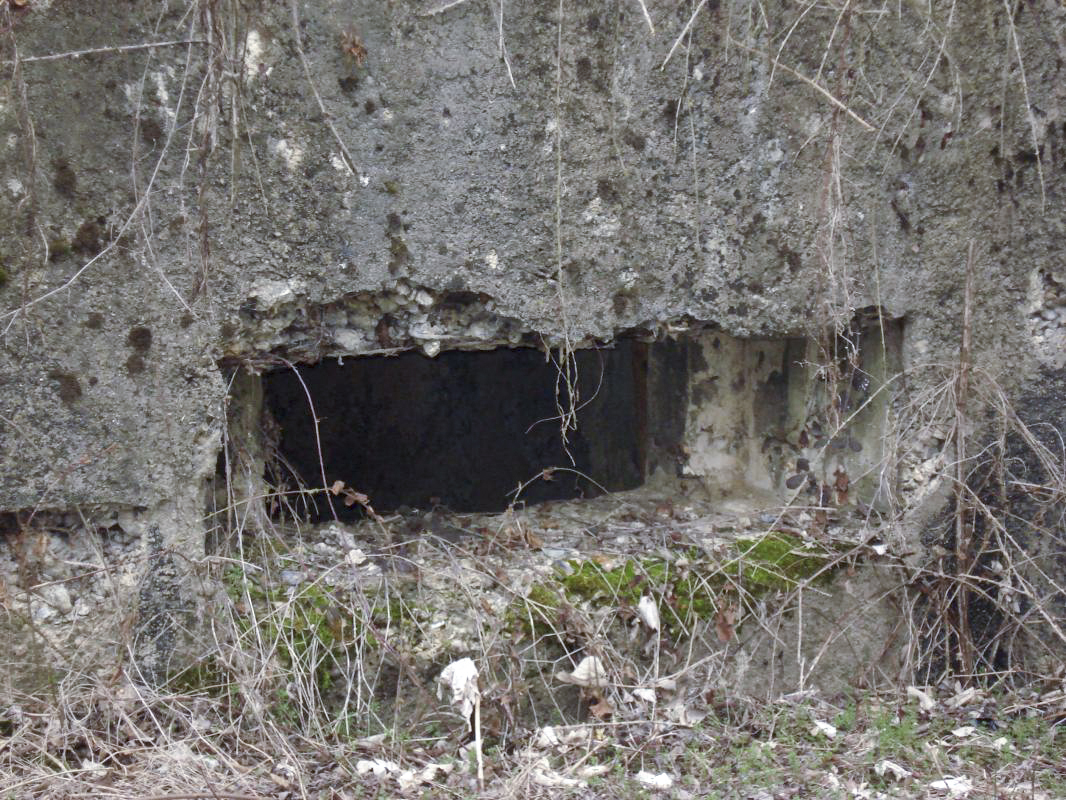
<box><xmin>1</xmin><ymin>1</ymin><xmax>1064</xmax><ymax>694</ymax></box>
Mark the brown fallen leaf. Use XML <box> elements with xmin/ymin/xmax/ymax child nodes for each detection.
<box><xmin>588</xmin><ymin>694</ymin><xmax>613</xmax><ymax>720</ymax></box>
<box><xmin>715</xmin><ymin>605</ymin><xmax>736</xmax><ymax>643</ymax></box>
<box><xmin>342</xmin><ymin>489</ymin><xmax>369</xmax><ymax>507</ymax></box>
<box><xmin>834</xmin><ymin>467</ymin><xmax>850</xmax><ymax>505</ymax></box>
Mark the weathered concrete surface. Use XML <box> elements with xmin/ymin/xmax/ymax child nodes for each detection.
<box><xmin>2</xmin><ymin>0</ymin><xmax>1063</xmax><ymax>506</ymax></box>
<box><xmin>0</xmin><ymin>0</ymin><xmax>1063</xmax><ymax>683</ymax></box>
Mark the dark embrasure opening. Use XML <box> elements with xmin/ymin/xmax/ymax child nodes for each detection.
<box><xmin>263</xmin><ymin>339</ymin><xmax>686</xmax><ymax>519</ymax></box>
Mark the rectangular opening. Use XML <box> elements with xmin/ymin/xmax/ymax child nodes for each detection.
<box><xmin>261</xmin><ymin>339</ymin><xmax>688</xmax><ymax>518</ymax></box>
<box><xmin>234</xmin><ymin>312</ymin><xmax>901</xmax><ymax>526</ymax></box>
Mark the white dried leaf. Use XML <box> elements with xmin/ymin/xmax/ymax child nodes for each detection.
<box><xmin>437</xmin><ymin>657</ymin><xmax>480</xmax><ymax>726</ymax></box>
<box><xmin>560</xmin><ymin>726</ymin><xmax>595</xmax><ymax>744</ymax></box>
<box><xmin>556</xmin><ymin>655</ymin><xmax>607</xmax><ymax>687</ymax></box>
<box><xmin>79</xmin><ymin>759</ymin><xmax>108</xmax><ymax>777</ymax></box>
<box><xmin>397</xmin><ymin>762</ymin><xmax>454</xmax><ymax>788</ymax></box>
<box><xmin>992</xmin><ymin>736</ymin><xmax>1009</xmax><ymax>751</ymax></box>
<box><xmin>356</xmin><ymin>758</ymin><xmax>398</xmax><ymax>776</ymax></box>
<box><xmin>354</xmin><ymin>733</ymin><xmax>387</xmax><ymax>748</ymax></box>
<box><xmin>396</xmin><ymin>769</ymin><xmax>418</xmax><ymax>791</ymax></box>
<box><xmin>632</xmin><ymin>687</ymin><xmax>657</xmax><ymax>703</ymax></box>
<box><xmin>811</xmin><ymin>719</ymin><xmax>837</xmax><ymax>738</ymax></box>
<box><xmin>345</xmin><ymin>548</ymin><xmax>367</xmax><ymax>566</ymax></box>
<box><xmin>928</xmin><ymin>776</ymin><xmax>972</xmax><ymax>794</ymax></box>
<box><xmin>635</xmin><ymin>770</ymin><xmax>674</xmax><ymax>789</ymax></box>
<box><xmin>532</xmin><ymin>767</ymin><xmax>583</xmax><ymax>788</ymax></box>
<box><xmin>637</xmin><ymin>595</ymin><xmax>660</xmax><ymax>631</ymax></box>
<box><xmin>947</xmin><ymin>687</ymin><xmax>977</xmax><ymax>708</ymax></box>
<box><xmin>674</xmin><ymin>703</ymin><xmax>708</xmax><ymax>727</ymax></box>
<box><xmin>951</xmin><ymin>726</ymin><xmax>976</xmax><ymax>738</ymax></box>
<box><xmin>534</xmin><ymin>726</ymin><xmax>561</xmax><ymax>748</ymax></box>
<box><xmin>874</xmin><ymin>759</ymin><xmax>912</xmax><ymax>781</ymax></box>
<box><xmin>906</xmin><ymin>685</ymin><xmax>936</xmax><ymax>711</ymax></box>
<box><xmin>578</xmin><ymin>764</ymin><xmax>610</xmax><ymax>778</ymax></box>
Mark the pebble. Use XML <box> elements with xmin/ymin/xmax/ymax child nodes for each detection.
<box><xmin>40</xmin><ymin>584</ymin><xmax>74</xmax><ymax>614</ymax></box>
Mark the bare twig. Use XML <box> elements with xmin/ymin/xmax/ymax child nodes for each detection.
<box><xmin>420</xmin><ymin>0</ymin><xmax>474</xmax><ymax>17</ymax></box>
<box><xmin>496</xmin><ymin>0</ymin><xmax>516</xmax><ymax>88</ymax></box>
<box><xmin>726</xmin><ymin>35</ymin><xmax>875</xmax><ymax>131</ymax></box>
<box><xmin>953</xmin><ymin>242</ymin><xmax>975</xmax><ymax>680</ymax></box>
<box><xmin>635</xmin><ymin>0</ymin><xmax>655</xmax><ymax>34</ymax></box>
<box><xmin>273</xmin><ymin>356</ymin><xmax>337</xmax><ymax>522</ymax></box>
<box><xmin>660</xmin><ymin>0</ymin><xmax>707</xmax><ymax>70</ymax></box>
<box><xmin>3</xmin><ymin>39</ymin><xmax>204</xmax><ymax>64</ymax></box>
<box><xmin>1001</xmin><ymin>0</ymin><xmax>1046</xmax><ymax>212</ymax></box>
<box><xmin>288</xmin><ymin>0</ymin><xmax>360</xmax><ymax>179</ymax></box>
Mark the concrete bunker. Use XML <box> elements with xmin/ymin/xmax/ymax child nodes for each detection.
<box><xmin>226</xmin><ymin>307</ymin><xmax>901</xmax><ymax>525</ymax></box>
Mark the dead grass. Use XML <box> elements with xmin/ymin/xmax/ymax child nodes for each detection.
<box><xmin>1</xmin><ymin>657</ymin><xmax>1062</xmax><ymax>798</ymax></box>
<box><xmin>1</xmin><ymin>1</ymin><xmax>1064</xmax><ymax>797</ymax></box>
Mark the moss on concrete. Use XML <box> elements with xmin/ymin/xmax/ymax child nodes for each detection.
<box><xmin>728</xmin><ymin>532</ymin><xmax>837</xmax><ymax>590</ymax></box>
<box><xmin>514</xmin><ymin>533</ymin><xmax>845</xmax><ymax>639</ymax></box>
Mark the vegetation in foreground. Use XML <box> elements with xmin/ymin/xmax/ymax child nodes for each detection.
<box><xmin>1</xmin><ymin>663</ymin><xmax>1063</xmax><ymax>799</ymax></box>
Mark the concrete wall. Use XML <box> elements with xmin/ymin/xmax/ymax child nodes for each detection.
<box><xmin>1</xmin><ymin>0</ymin><xmax>1063</xmax><ymax>682</ymax></box>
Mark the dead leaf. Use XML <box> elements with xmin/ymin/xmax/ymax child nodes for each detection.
<box><xmin>556</xmin><ymin>655</ymin><xmax>607</xmax><ymax>687</ymax></box>
<box><xmin>637</xmin><ymin>596</ymin><xmax>660</xmax><ymax>631</ymax></box>
<box><xmin>834</xmin><ymin>467</ymin><xmax>849</xmax><ymax>505</ymax></box>
<box><xmin>588</xmin><ymin>694</ymin><xmax>613</xmax><ymax>720</ymax></box>
<box><xmin>437</xmin><ymin>658</ymin><xmax>480</xmax><ymax>730</ymax></box>
<box><xmin>715</xmin><ymin>605</ymin><xmax>736</xmax><ymax>642</ymax></box>
<box><xmin>330</xmin><ymin>480</ymin><xmax>345</xmax><ymax>495</ymax></box>
<box><xmin>813</xmin><ymin>509</ymin><xmax>828</xmax><ymax>530</ymax></box>
<box><xmin>632</xmin><ymin>687</ymin><xmax>656</xmax><ymax>703</ymax></box>
<box><xmin>811</xmin><ymin>719</ymin><xmax>837</xmax><ymax>738</ymax></box>
<box><xmin>635</xmin><ymin>771</ymin><xmax>673</xmax><ymax>790</ymax></box>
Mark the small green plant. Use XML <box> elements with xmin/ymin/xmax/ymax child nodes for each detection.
<box><xmin>872</xmin><ymin>706</ymin><xmax>921</xmax><ymax>758</ymax></box>
<box><xmin>833</xmin><ymin>698</ymin><xmax>858</xmax><ymax>732</ymax></box>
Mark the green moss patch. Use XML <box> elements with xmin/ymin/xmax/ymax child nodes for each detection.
<box><xmin>513</xmin><ymin>533</ymin><xmax>846</xmax><ymax>640</ymax></box>
<box><xmin>728</xmin><ymin>532</ymin><xmax>837</xmax><ymax>590</ymax></box>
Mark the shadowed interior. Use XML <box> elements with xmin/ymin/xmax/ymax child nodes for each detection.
<box><xmin>263</xmin><ymin>340</ymin><xmax>686</xmax><ymax>517</ymax></box>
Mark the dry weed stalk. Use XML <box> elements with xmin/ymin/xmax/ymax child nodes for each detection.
<box><xmin>888</xmin><ymin>247</ymin><xmax>1066</xmax><ymax>687</ymax></box>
